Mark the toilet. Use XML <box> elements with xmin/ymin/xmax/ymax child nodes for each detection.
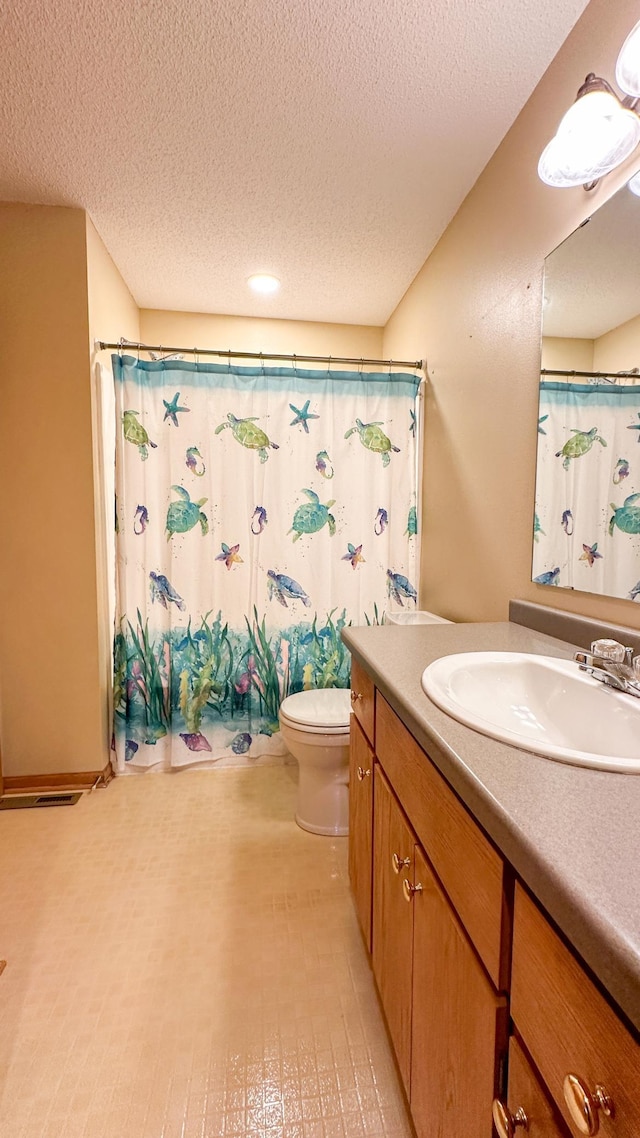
<box><xmin>279</xmin><ymin>688</ymin><xmax>352</xmax><ymax>836</ymax></box>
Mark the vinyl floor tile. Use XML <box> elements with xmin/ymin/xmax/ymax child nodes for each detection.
<box><xmin>0</xmin><ymin>767</ymin><xmax>412</xmax><ymax>1137</ymax></box>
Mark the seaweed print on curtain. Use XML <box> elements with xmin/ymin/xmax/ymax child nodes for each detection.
<box><xmin>112</xmin><ymin>356</ymin><xmax>420</xmax><ymax>771</ymax></box>
<box><xmin>532</xmin><ymin>381</ymin><xmax>640</xmax><ymax>599</ymax></box>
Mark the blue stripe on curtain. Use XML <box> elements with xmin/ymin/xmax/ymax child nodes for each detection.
<box><xmin>540</xmin><ymin>380</ymin><xmax>640</xmax><ymax>403</ymax></box>
<box><xmin>113</xmin><ymin>354</ymin><xmax>421</xmax><ymax>399</ymax></box>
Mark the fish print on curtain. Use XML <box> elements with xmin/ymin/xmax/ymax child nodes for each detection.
<box><xmin>112</xmin><ymin>356</ymin><xmax>420</xmax><ymax>772</ymax></box>
<box><xmin>532</xmin><ymin>381</ymin><xmax>640</xmax><ymax>598</ymax></box>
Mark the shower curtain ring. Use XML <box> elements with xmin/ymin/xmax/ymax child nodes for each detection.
<box><xmin>194</xmin><ymin>347</ymin><xmax>198</xmax><ymax>370</ymax></box>
<box><xmin>227</xmin><ymin>350</ymin><xmax>232</xmax><ymax>372</ymax></box>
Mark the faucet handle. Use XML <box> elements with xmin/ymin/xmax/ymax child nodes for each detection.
<box><xmin>590</xmin><ymin>639</ymin><xmax>627</xmax><ymax>662</ymax></box>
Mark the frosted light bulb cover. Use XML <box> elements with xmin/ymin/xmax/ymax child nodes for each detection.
<box><xmin>555</xmin><ymin>89</ymin><xmax>622</xmax><ymax>133</ymax></box>
<box><xmin>538</xmin><ymin>93</ymin><xmax>640</xmax><ymax>187</ymax></box>
<box><xmin>616</xmin><ymin>19</ymin><xmax>640</xmax><ymax>97</ymax></box>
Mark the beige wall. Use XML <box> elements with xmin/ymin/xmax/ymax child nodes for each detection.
<box><xmin>87</xmin><ymin>219</ymin><xmax>139</xmax><ymax>350</ymax></box>
<box><xmin>86</xmin><ymin>219</ymin><xmax>140</xmax><ymax>768</ymax></box>
<box><xmin>140</xmin><ymin>309</ymin><xmax>383</xmax><ymax>362</ymax></box>
<box><xmin>541</xmin><ymin>336</ymin><xmax>594</xmax><ymax>372</ymax></box>
<box><xmin>593</xmin><ymin>311</ymin><xmax>640</xmax><ymax>374</ymax></box>
<box><xmin>0</xmin><ymin>205</ymin><xmax>105</xmax><ymax>777</ymax></box>
<box><xmin>383</xmin><ymin>0</ymin><xmax>640</xmax><ymax>627</ymax></box>
<box><xmin>2</xmin><ymin>205</ymin><xmax>375</xmax><ymax>777</ymax></box>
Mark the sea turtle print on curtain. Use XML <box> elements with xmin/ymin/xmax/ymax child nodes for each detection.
<box><xmin>112</xmin><ymin>356</ymin><xmax>420</xmax><ymax>771</ymax></box>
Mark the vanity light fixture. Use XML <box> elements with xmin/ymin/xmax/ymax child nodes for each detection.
<box><xmin>538</xmin><ymin>19</ymin><xmax>640</xmax><ymax>190</ymax></box>
<box><xmin>247</xmin><ymin>273</ymin><xmax>280</xmax><ymax>294</ymax></box>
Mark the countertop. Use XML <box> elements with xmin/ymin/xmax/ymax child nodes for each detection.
<box><xmin>342</xmin><ymin>620</ymin><xmax>640</xmax><ymax>1034</ymax></box>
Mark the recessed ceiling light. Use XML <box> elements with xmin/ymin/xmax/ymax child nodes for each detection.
<box><xmin>247</xmin><ymin>273</ymin><xmax>280</xmax><ymax>294</ymax></box>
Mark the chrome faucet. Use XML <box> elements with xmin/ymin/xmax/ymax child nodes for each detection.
<box><xmin>574</xmin><ymin>638</ymin><xmax>640</xmax><ymax>697</ymax></box>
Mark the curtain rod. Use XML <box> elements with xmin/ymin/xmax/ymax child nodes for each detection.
<box><xmin>96</xmin><ymin>339</ymin><xmax>423</xmax><ymax>371</ymax></box>
<box><xmin>541</xmin><ymin>367</ymin><xmax>640</xmax><ymax>380</ymax></box>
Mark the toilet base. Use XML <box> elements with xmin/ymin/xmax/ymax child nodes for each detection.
<box><xmin>293</xmin><ymin>753</ymin><xmax>349</xmax><ymax>836</ymax></box>
<box><xmin>295</xmin><ymin>811</ymin><xmax>348</xmax><ymax>837</ymax></box>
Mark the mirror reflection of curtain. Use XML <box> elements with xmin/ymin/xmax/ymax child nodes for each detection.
<box><xmin>532</xmin><ymin>380</ymin><xmax>640</xmax><ymax>599</ymax></box>
<box><xmin>112</xmin><ymin>355</ymin><xmax>420</xmax><ymax>772</ymax></box>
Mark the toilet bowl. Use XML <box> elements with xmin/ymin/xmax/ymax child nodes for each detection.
<box><xmin>279</xmin><ymin>688</ymin><xmax>351</xmax><ymax>836</ymax></box>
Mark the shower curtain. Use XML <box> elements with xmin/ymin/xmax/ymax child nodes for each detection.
<box><xmin>532</xmin><ymin>380</ymin><xmax>640</xmax><ymax>599</ymax></box>
<box><xmin>112</xmin><ymin>355</ymin><xmax>421</xmax><ymax>771</ymax></box>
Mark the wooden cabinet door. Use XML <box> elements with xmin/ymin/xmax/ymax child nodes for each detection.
<box><xmin>372</xmin><ymin>765</ymin><xmax>415</xmax><ymax>1095</ymax></box>
<box><xmin>348</xmin><ymin>716</ymin><xmax>374</xmax><ymax>952</ymax></box>
<box><xmin>496</xmin><ymin>1037</ymin><xmax>570</xmax><ymax>1138</ymax></box>
<box><xmin>410</xmin><ymin>845</ymin><xmax>507</xmax><ymax>1138</ymax></box>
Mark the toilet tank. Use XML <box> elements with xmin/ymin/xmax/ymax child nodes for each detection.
<box><xmin>384</xmin><ymin>610</ymin><xmax>452</xmax><ymax>625</ymax></box>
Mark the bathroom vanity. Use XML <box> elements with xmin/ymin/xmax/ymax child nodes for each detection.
<box><xmin>342</xmin><ymin>609</ymin><xmax>640</xmax><ymax>1138</ymax></box>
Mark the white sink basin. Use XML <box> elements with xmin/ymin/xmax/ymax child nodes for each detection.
<box><xmin>421</xmin><ymin>652</ymin><xmax>640</xmax><ymax>774</ymax></box>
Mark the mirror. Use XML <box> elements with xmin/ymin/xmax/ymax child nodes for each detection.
<box><xmin>532</xmin><ymin>182</ymin><xmax>640</xmax><ymax>601</ymax></box>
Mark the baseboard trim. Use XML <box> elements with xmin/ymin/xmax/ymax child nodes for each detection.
<box><xmin>3</xmin><ymin>762</ymin><xmax>113</xmax><ymax>795</ymax></box>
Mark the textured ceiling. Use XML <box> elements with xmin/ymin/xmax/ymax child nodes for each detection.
<box><xmin>0</xmin><ymin>0</ymin><xmax>590</xmax><ymax>325</ymax></box>
<box><xmin>544</xmin><ymin>179</ymin><xmax>640</xmax><ymax>340</ymax></box>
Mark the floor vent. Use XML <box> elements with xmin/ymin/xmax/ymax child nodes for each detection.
<box><xmin>0</xmin><ymin>793</ymin><xmax>82</xmax><ymax>810</ymax></box>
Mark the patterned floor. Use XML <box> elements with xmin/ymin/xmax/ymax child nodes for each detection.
<box><xmin>0</xmin><ymin>766</ymin><xmax>412</xmax><ymax>1137</ymax></box>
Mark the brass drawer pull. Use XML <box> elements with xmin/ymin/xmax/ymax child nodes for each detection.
<box><xmin>356</xmin><ymin>766</ymin><xmax>371</xmax><ymax>781</ymax></box>
<box><xmin>402</xmin><ymin>879</ymin><xmax>423</xmax><ymax>902</ymax></box>
<box><xmin>492</xmin><ymin>1100</ymin><xmax>528</xmax><ymax>1138</ymax></box>
<box><xmin>392</xmin><ymin>852</ymin><xmax>410</xmax><ymax>874</ymax></box>
<box><xmin>350</xmin><ymin>690</ymin><xmax>363</xmax><ymax>704</ymax></box>
<box><xmin>563</xmin><ymin>1074</ymin><xmax>613</xmax><ymax>1135</ymax></box>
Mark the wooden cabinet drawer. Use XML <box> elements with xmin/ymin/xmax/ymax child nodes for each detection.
<box><xmin>511</xmin><ymin>884</ymin><xmax>640</xmax><ymax>1138</ymax></box>
<box><xmin>494</xmin><ymin>1037</ymin><xmax>570</xmax><ymax>1138</ymax></box>
<box><xmin>350</xmin><ymin>656</ymin><xmax>375</xmax><ymax>745</ymax></box>
<box><xmin>376</xmin><ymin>694</ymin><xmax>508</xmax><ymax>988</ymax></box>
<box><xmin>348</xmin><ymin>716</ymin><xmax>374</xmax><ymax>952</ymax></box>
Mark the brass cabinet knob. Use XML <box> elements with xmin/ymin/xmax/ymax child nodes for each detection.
<box><xmin>356</xmin><ymin>766</ymin><xmax>371</xmax><ymax>781</ymax></box>
<box><xmin>492</xmin><ymin>1099</ymin><xmax>528</xmax><ymax>1138</ymax></box>
<box><xmin>563</xmin><ymin>1074</ymin><xmax>613</xmax><ymax>1135</ymax></box>
<box><xmin>350</xmin><ymin>690</ymin><xmax>363</xmax><ymax>703</ymax></box>
<box><xmin>402</xmin><ymin>878</ymin><xmax>423</xmax><ymax>902</ymax></box>
<box><xmin>391</xmin><ymin>852</ymin><xmax>411</xmax><ymax>874</ymax></box>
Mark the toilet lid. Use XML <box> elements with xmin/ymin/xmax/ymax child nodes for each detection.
<box><xmin>279</xmin><ymin>688</ymin><xmax>351</xmax><ymax>728</ymax></box>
